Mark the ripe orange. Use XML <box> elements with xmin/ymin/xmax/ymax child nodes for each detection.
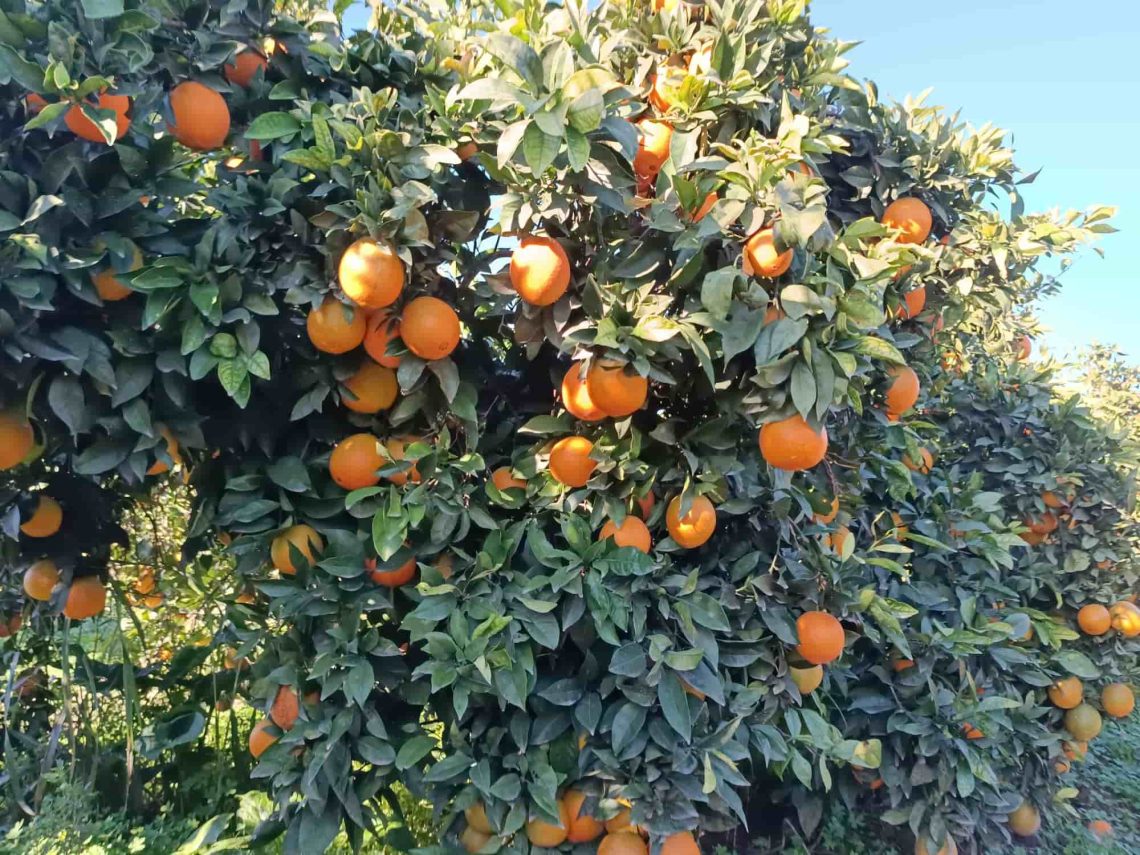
<box><xmin>632</xmin><ymin>118</ymin><xmax>673</xmax><ymax>181</ymax></box>
<box><xmin>1015</xmin><ymin>335</ymin><xmax>1032</xmax><ymax>361</ymax></box>
<box><xmin>400</xmin><ymin>296</ymin><xmax>460</xmax><ymax>360</ymax></box>
<box><xmin>0</xmin><ymin>411</ymin><xmax>35</xmax><ymax>469</ymax></box>
<box><xmin>64</xmin><ymin>576</ymin><xmax>106</xmax><ymax>620</ymax></box>
<box><xmin>796</xmin><ymin>611</ymin><xmax>845</xmax><ymax>665</ymax></box>
<box><xmin>1007</xmin><ymin>800</ymin><xmax>1041</xmax><ymax>837</ymax></box>
<box><xmin>898</xmin><ymin>286</ymin><xmax>927</xmax><ymax>319</ymax></box>
<box><xmin>599</xmin><ymin>516</ymin><xmax>652</xmax><ymax>553</ymax></box>
<box><xmin>648</xmin><ymin>63</ymin><xmax>686</xmax><ymax>113</ymax></box>
<box><xmin>459</xmin><ymin>826</ymin><xmax>491</xmax><ymax>853</ymax></box>
<box><xmin>598</xmin><ymin>831</ymin><xmax>648</xmax><ymax>855</ymax></box>
<box><xmin>271</xmin><ymin>524</ymin><xmax>323</xmax><ymax>575</ymax></box>
<box><xmin>146</xmin><ymin>425</ymin><xmax>182</xmax><ymax>476</ymax></box>
<box><xmin>1041</xmin><ymin>490</ymin><xmax>1067</xmax><ymax>509</ymax></box>
<box><xmin>561</xmin><ymin>364</ymin><xmax>606</xmax><ymax>421</ymax></box>
<box><xmin>652</xmin><ymin>0</ymin><xmax>679</xmax><ymax>11</ymax></box>
<box><xmin>382</xmin><ymin>436</ymin><xmax>423</xmax><ymax>486</ymax></box>
<box><xmin>339</xmin><ymin>238</ymin><xmax>405</xmax><ymax>309</ymax></box>
<box><xmin>169</xmin><ymin>81</ymin><xmax>230</xmax><ymax>150</ymax></box>
<box><xmin>549</xmin><ymin>436</ymin><xmax>597</xmax><ymax>487</ymax></box>
<box><xmin>456</xmin><ymin>142</ymin><xmax>479</xmax><ymax>161</ymax></box>
<box><xmin>759</xmin><ymin>415</ymin><xmax>828</xmax><ymax>471</ymax></box>
<box><xmin>961</xmin><ymin>722</ymin><xmax>984</xmax><ymax>740</ymax></box>
<box><xmin>1062</xmin><ymin>740</ymin><xmax>1088</xmax><ymax>762</ymax></box>
<box><xmin>881</xmin><ymin>197</ymin><xmax>932</xmax><ymax>244</ymax></box>
<box><xmin>660</xmin><ymin>831</ymin><xmax>700</xmax><ymax>855</ymax></box>
<box><xmin>341</xmin><ymin>361</ymin><xmax>397</xmax><ymax>413</ymax></box>
<box><xmin>65</xmin><ymin>92</ymin><xmax>130</xmax><ymax>143</ymax></box>
<box><xmin>1047</xmin><ymin>676</ymin><xmax>1083</xmax><ymax>709</ymax></box>
<box><xmin>526</xmin><ymin>798</ymin><xmax>570</xmax><ymax>847</ymax></box>
<box><xmin>884</xmin><ymin>365</ymin><xmax>920</xmax><ymax>415</ymax></box>
<box><xmin>249</xmin><ymin>718</ymin><xmax>277</xmax><ymax>758</ymax></box>
<box><xmin>689</xmin><ymin>191</ymin><xmax>717</xmax><ymax>222</ymax></box>
<box><xmin>1077</xmin><ymin>604</ymin><xmax>1111</xmax><ymax>635</ymax></box>
<box><xmin>790</xmin><ymin>664</ymin><xmax>824</xmax><ymax>695</ymax></box>
<box><xmin>491</xmin><ymin>467</ymin><xmax>526</xmax><ymax>493</ymax></box>
<box><xmin>1088</xmin><ymin>820</ymin><xmax>1113</xmax><ymax>840</ymax></box>
<box><xmin>370</xmin><ymin>556</ymin><xmax>416</xmax><ymax>587</ymax></box>
<box><xmin>91</xmin><ymin>244</ymin><xmax>143</xmax><ymax>301</ymax></box>
<box><xmin>892</xmin><ymin>658</ymin><xmax>915</xmax><ymax>672</ymax></box>
<box><xmin>1064</xmin><ymin>703</ymin><xmax>1102</xmax><ymax>741</ymax></box>
<box><xmin>902</xmin><ymin>448</ymin><xmax>934</xmax><ymax>474</ymax></box>
<box><xmin>1101</xmin><ymin>683</ymin><xmax>1134</xmax><ymax>718</ymax></box>
<box><xmin>20</xmin><ymin>496</ymin><xmax>62</xmax><ymax>538</ymax></box>
<box><xmin>307</xmin><ymin>297</ymin><xmax>366</xmax><ymax>354</ymax></box>
<box><xmin>363</xmin><ymin>312</ymin><xmax>403</xmax><ymax>367</ymax></box>
<box><xmin>510</xmin><ymin>235</ymin><xmax>571</xmax><ymax>306</ymax></box>
<box><xmin>465</xmin><ymin>803</ymin><xmax>493</xmax><ymax>835</ymax></box>
<box><xmin>1053</xmin><ymin>758</ymin><xmax>1070</xmax><ymax>774</ymax></box>
<box><xmin>1025</xmin><ymin>513</ymin><xmax>1058</xmax><ymax>535</ymax></box>
<box><xmin>25</xmin><ymin>92</ymin><xmax>49</xmax><ymax>114</ymax></box>
<box><xmin>270</xmin><ymin>685</ymin><xmax>300</xmax><ymax>730</ymax></box>
<box><xmin>812</xmin><ymin>495</ymin><xmax>839</xmax><ymax>525</ymax></box>
<box><xmin>224</xmin><ymin>49</ymin><xmax>268</xmax><ymax>87</ymax></box>
<box><xmin>1110</xmin><ymin>601</ymin><xmax>1140</xmax><ymax>637</ymax></box>
<box><xmin>915</xmin><ymin>834</ymin><xmax>957</xmax><ymax>855</ymax></box>
<box><xmin>604</xmin><ymin>804</ymin><xmax>639</xmax><ymax>834</ymax></box>
<box><xmin>586</xmin><ymin>361</ymin><xmax>649</xmax><ymax>418</ymax></box>
<box><xmin>23</xmin><ymin>560</ymin><xmax>60</xmax><ymax>601</ymax></box>
<box><xmin>743</xmin><ymin>227</ymin><xmax>793</xmax><ymax>278</ymax></box>
<box><xmin>330</xmin><ymin>433</ymin><xmax>385</xmax><ymax>490</ymax></box>
<box><xmin>564</xmin><ymin>790</ymin><xmax>603</xmax><ymax>843</ymax></box>
<box><xmin>665</xmin><ymin>495</ymin><xmax>716</xmax><ymax>548</ymax></box>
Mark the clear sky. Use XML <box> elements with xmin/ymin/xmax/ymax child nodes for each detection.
<box><xmin>340</xmin><ymin>0</ymin><xmax>1138</xmax><ymax>361</ymax></box>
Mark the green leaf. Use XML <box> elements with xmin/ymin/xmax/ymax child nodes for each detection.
<box><xmin>700</xmin><ymin>270</ymin><xmax>736</xmax><ymax>320</ymax></box>
<box><xmin>24</xmin><ymin>100</ymin><xmax>67</xmax><ymax>131</ymax></box>
<box><xmin>1052</xmin><ymin>650</ymin><xmax>1100</xmax><ymax>680</ymax></box>
<box><xmin>611</xmin><ymin>702</ymin><xmax>646</xmax><ymax>754</ymax></box>
<box><xmin>267</xmin><ymin>457</ymin><xmax>311</xmax><ymax>492</ymax></box>
<box><xmin>80</xmin><ymin>0</ymin><xmax>124</xmax><ymax>18</ymax></box>
<box><xmin>609</xmin><ymin>644</ymin><xmax>647</xmax><ymax>678</ymax></box>
<box><xmin>790</xmin><ymin>359</ymin><xmax>816</xmax><ymax>418</ymax></box>
<box><xmin>566</xmin><ymin>88</ymin><xmax>603</xmax><ymax>133</ymax></box>
<box><xmin>395</xmin><ymin>735</ymin><xmax>437</xmax><ymax>770</ymax></box>
<box><xmin>311</xmin><ymin>114</ymin><xmax>334</xmax><ymax>157</ymax></box>
<box><xmin>485</xmin><ymin>34</ymin><xmax>543</xmax><ymax>92</ymax></box>
<box><xmin>851</xmin><ymin>336</ymin><xmax>906</xmax><ymax>365</ymax></box>
<box><xmin>245</xmin><ymin>112</ymin><xmax>301</xmax><ymax>141</ymax></box>
<box><xmin>658</xmin><ymin>672</ymin><xmax>692</xmax><ymax>742</ymax></box>
<box><xmin>522</xmin><ymin>122</ymin><xmax>560</xmax><ymax>175</ymax></box>
<box><xmin>754</xmin><ymin>318</ymin><xmax>809</xmax><ymax>365</ymax></box>
<box><xmin>173</xmin><ymin>814</ymin><xmax>231</xmax><ymax>855</ymax></box>
<box><xmin>48</xmin><ymin>375</ymin><xmax>89</xmax><ymax>436</ymax></box>
<box><xmin>565</xmin><ymin>127</ymin><xmax>589</xmax><ymax>173</ymax></box>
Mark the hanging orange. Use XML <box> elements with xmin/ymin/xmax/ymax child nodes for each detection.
<box><xmin>743</xmin><ymin>228</ymin><xmax>793</xmax><ymax>278</ymax></box>
<box><xmin>510</xmin><ymin>235</ymin><xmax>571</xmax><ymax>306</ymax></box>
<box><xmin>598</xmin><ymin>516</ymin><xmax>652</xmax><ymax>553</ymax></box>
<box><xmin>1047</xmin><ymin>676</ymin><xmax>1083</xmax><ymax>709</ymax></box>
<box><xmin>884</xmin><ymin>365</ymin><xmax>920</xmax><ymax>415</ymax></box>
<box><xmin>881</xmin><ymin>197</ymin><xmax>933</xmax><ymax>244</ymax></box>
<box><xmin>370</xmin><ymin>556</ymin><xmax>417</xmax><ymax>587</ymax></box>
<box><xmin>903</xmin><ymin>448</ymin><xmax>934</xmax><ymax>474</ymax></box>
<box><xmin>363</xmin><ymin>311</ymin><xmax>403</xmax><ymax>367</ymax></box>
<box><xmin>0</xmin><ymin>411</ymin><xmax>34</xmax><ymax>470</ymax></box>
<box><xmin>632</xmin><ymin>118</ymin><xmax>673</xmax><ymax>182</ymax></box>
<box><xmin>586</xmin><ymin>361</ymin><xmax>649</xmax><ymax>418</ymax></box>
<box><xmin>898</xmin><ymin>285</ymin><xmax>927</xmax><ymax>319</ymax></box>
<box><xmin>169</xmin><ymin>81</ymin><xmax>230</xmax><ymax>151</ymax></box>
<box><xmin>65</xmin><ymin>92</ymin><xmax>130</xmax><ymax>143</ymax></box>
<box><xmin>270</xmin><ymin>686</ymin><xmax>300</xmax><ymax>730</ymax></box>
<box><xmin>598</xmin><ymin>831</ymin><xmax>648</xmax><ymax>855</ymax></box>
<box><xmin>307</xmin><ymin>297</ymin><xmax>366</xmax><ymax>353</ymax></box>
<box><xmin>20</xmin><ymin>496</ymin><xmax>62</xmax><ymax>538</ymax></box>
<box><xmin>549</xmin><ymin>436</ymin><xmax>597</xmax><ymax>487</ymax></box>
<box><xmin>330</xmin><ymin>433</ymin><xmax>385</xmax><ymax>490</ymax></box>
<box><xmin>759</xmin><ymin>415</ymin><xmax>828</xmax><ymax>471</ymax></box>
<box><xmin>224</xmin><ymin>49</ymin><xmax>268</xmax><ymax>87</ymax></box>
<box><xmin>491</xmin><ymin>467</ymin><xmax>526</xmax><ymax>493</ymax></box>
<box><xmin>270</xmin><ymin>524</ymin><xmax>323</xmax><ymax>575</ymax></box>
<box><xmin>400</xmin><ymin>296</ymin><xmax>461</xmax><ymax>360</ymax></box>
<box><xmin>382</xmin><ymin>436</ymin><xmax>423</xmax><ymax>486</ymax></box>
<box><xmin>561</xmin><ymin>364</ymin><xmax>606</xmax><ymax>421</ymax></box>
<box><xmin>91</xmin><ymin>244</ymin><xmax>143</xmax><ymax>301</ymax></box>
<box><xmin>563</xmin><ymin>790</ymin><xmax>603</xmax><ymax>843</ymax></box>
<box><xmin>23</xmin><ymin>559</ymin><xmax>60</xmax><ymax>601</ymax></box>
<box><xmin>795</xmin><ymin>610</ymin><xmax>845</xmax><ymax>664</ymax></box>
<box><xmin>1110</xmin><ymin>600</ymin><xmax>1140</xmax><ymax>637</ymax></box>
<box><xmin>338</xmin><ymin>238</ymin><xmax>405</xmax><ymax>309</ymax></box>
<box><xmin>665</xmin><ymin>495</ymin><xmax>716</xmax><ymax>548</ymax></box>
<box><xmin>1101</xmin><ymin>683</ymin><xmax>1134</xmax><ymax>718</ymax></box>
<box><xmin>660</xmin><ymin>831</ymin><xmax>700</xmax><ymax>855</ymax></box>
<box><xmin>1077</xmin><ymin>604</ymin><xmax>1111</xmax><ymax>635</ymax></box>
<box><xmin>1007</xmin><ymin>801</ymin><xmax>1041</xmax><ymax>837</ymax></box>
<box><xmin>63</xmin><ymin>576</ymin><xmax>106</xmax><ymax>620</ymax></box>
<box><xmin>249</xmin><ymin>718</ymin><xmax>277</xmax><ymax>758</ymax></box>
<box><xmin>341</xmin><ymin>361</ymin><xmax>398</xmax><ymax>413</ymax></box>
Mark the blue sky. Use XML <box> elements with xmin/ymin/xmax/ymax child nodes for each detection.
<box><xmin>342</xmin><ymin>1</ymin><xmax>1137</xmax><ymax>361</ymax></box>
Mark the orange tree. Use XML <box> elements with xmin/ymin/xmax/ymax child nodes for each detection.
<box><xmin>0</xmin><ymin>0</ymin><xmax>1134</xmax><ymax>853</ymax></box>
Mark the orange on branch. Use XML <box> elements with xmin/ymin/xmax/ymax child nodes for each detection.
<box><xmin>1110</xmin><ymin>601</ymin><xmax>1140</xmax><ymax>637</ymax></box>
<box><xmin>270</xmin><ymin>524</ymin><xmax>323</xmax><ymax>575</ymax></box>
<box><xmin>1088</xmin><ymin>820</ymin><xmax>1113</xmax><ymax>840</ymax></box>
<box><xmin>666</xmin><ymin>494</ymin><xmax>716</xmax><ymax>548</ymax></box>
<box><xmin>465</xmin><ymin>803</ymin><xmax>493</xmax><ymax>835</ymax></box>
<box><xmin>363</xmin><ymin>311</ymin><xmax>403</xmax><ymax>367</ymax></box>
<box><xmin>884</xmin><ymin>365</ymin><xmax>920</xmax><ymax>415</ymax></box>
<box><xmin>63</xmin><ymin>576</ymin><xmax>106</xmax><ymax>620</ymax></box>
<box><xmin>460</xmin><ymin>827</ymin><xmax>491</xmax><ymax>853</ymax></box>
<box><xmin>330</xmin><ymin>433</ymin><xmax>385</xmax><ymax>490</ymax></box>
<box><xmin>20</xmin><ymin>496</ymin><xmax>61</xmax><ymax>538</ymax></box>
<box><xmin>561</xmin><ymin>364</ymin><xmax>606</xmax><ymax>421</ymax></box>
<box><xmin>743</xmin><ymin>227</ymin><xmax>793</xmax><ymax>278</ymax></box>
<box><xmin>338</xmin><ymin>238</ymin><xmax>405</xmax><ymax>309</ymax></box>
<box><xmin>898</xmin><ymin>285</ymin><xmax>927</xmax><ymax>319</ymax></box>
<box><xmin>510</xmin><ymin>235</ymin><xmax>570</xmax><ymax>306</ymax></box>
<box><xmin>1007</xmin><ymin>801</ymin><xmax>1041</xmax><ymax>837</ymax></box>
<box><xmin>586</xmin><ymin>361</ymin><xmax>649</xmax><ymax>418</ymax></box>
<box><xmin>400</xmin><ymin>296</ymin><xmax>460</xmax><ymax>360</ymax></box>
<box><xmin>660</xmin><ymin>831</ymin><xmax>700</xmax><ymax>855</ymax></box>
<box><xmin>1101</xmin><ymin>683</ymin><xmax>1134</xmax><ymax>718</ymax></box>
<box><xmin>341</xmin><ymin>360</ymin><xmax>398</xmax><ymax>413</ymax></box>
<box><xmin>1064</xmin><ymin>703</ymin><xmax>1102</xmax><ymax>741</ymax></box>
<box><xmin>549</xmin><ymin>436</ymin><xmax>597</xmax><ymax>487</ymax></box>
<box><xmin>790</xmin><ymin>664</ymin><xmax>824</xmax><ymax>695</ymax></box>
<box><xmin>632</xmin><ymin>118</ymin><xmax>673</xmax><ymax>182</ymax></box>
<box><xmin>796</xmin><ymin>611</ymin><xmax>845</xmax><ymax>665</ymax></box>
<box><xmin>23</xmin><ymin>560</ymin><xmax>60</xmax><ymax>601</ymax></box>
<box><xmin>65</xmin><ymin>92</ymin><xmax>130</xmax><ymax>143</ymax></box>
<box><xmin>91</xmin><ymin>244</ymin><xmax>143</xmax><ymax>302</ymax></box>
<box><xmin>903</xmin><ymin>448</ymin><xmax>934</xmax><ymax>474</ymax></box>
<box><xmin>1047</xmin><ymin>676</ymin><xmax>1083</xmax><ymax>709</ymax></box>
<box><xmin>598</xmin><ymin>831</ymin><xmax>648</xmax><ymax>855</ymax></box>
<box><xmin>491</xmin><ymin>467</ymin><xmax>526</xmax><ymax>493</ymax></box>
<box><xmin>307</xmin><ymin>297</ymin><xmax>366</xmax><ymax>354</ymax></box>
<box><xmin>526</xmin><ymin>798</ymin><xmax>570</xmax><ymax>847</ymax></box>
<box><xmin>563</xmin><ymin>790</ymin><xmax>603</xmax><ymax>843</ymax></box>
<box><xmin>370</xmin><ymin>556</ymin><xmax>416</xmax><ymax>588</ymax></box>
<box><xmin>881</xmin><ymin>197</ymin><xmax>932</xmax><ymax>244</ymax></box>
<box><xmin>1077</xmin><ymin>604</ymin><xmax>1111</xmax><ymax>635</ymax></box>
<box><xmin>759</xmin><ymin>415</ymin><xmax>828</xmax><ymax>471</ymax></box>
<box><xmin>249</xmin><ymin>718</ymin><xmax>277</xmax><ymax>758</ymax></box>
<box><xmin>270</xmin><ymin>686</ymin><xmax>300</xmax><ymax>730</ymax></box>
<box><xmin>0</xmin><ymin>412</ymin><xmax>34</xmax><ymax>470</ymax></box>
<box><xmin>599</xmin><ymin>516</ymin><xmax>652</xmax><ymax>553</ymax></box>
<box><xmin>382</xmin><ymin>436</ymin><xmax>423</xmax><ymax>486</ymax></box>
<box><xmin>224</xmin><ymin>49</ymin><xmax>268</xmax><ymax>87</ymax></box>
<box><xmin>169</xmin><ymin>81</ymin><xmax>230</xmax><ymax>151</ymax></box>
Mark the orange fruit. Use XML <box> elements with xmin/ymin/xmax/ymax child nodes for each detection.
<box><xmin>599</xmin><ymin>516</ymin><xmax>652</xmax><ymax>553</ymax></box>
<box><xmin>370</xmin><ymin>556</ymin><xmax>416</xmax><ymax>587</ymax></box>
<box><xmin>271</xmin><ymin>524</ymin><xmax>323</xmax><ymax>575</ymax></box>
<box><xmin>1110</xmin><ymin>601</ymin><xmax>1140</xmax><ymax>637</ymax></box>
<box><xmin>456</xmin><ymin>142</ymin><xmax>479</xmax><ymax>161</ymax></box>
<box><xmin>604</xmin><ymin>805</ymin><xmax>639</xmax><ymax>834</ymax></box>
<box><xmin>526</xmin><ymin>798</ymin><xmax>570</xmax><ymax>847</ymax></box>
<box><xmin>890</xmin><ymin>511</ymin><xmax>910</xmax><ymax>539</ymax></box>
<box><xmin>790</xmin><ymin>664</ymin><xmax>824</xmax><ymax>695</ymax></box>
<box><xmin>898</xmin><ymin>286</ymin><xmax>927</xmax><ymax>319</ymax></box>
<box><xmin>169</xmin><ymin>81</ymin><xmax>230</xmax><ymax>150</ymax></box>
<box><xmin>1047</xmin><ymin>676</ymin><xmax>1083</xmax><ymax>710</ymax></box>
<box><xmin>652</xmin><ymin>0</ymin><xmax>679</xmax><ymax>10</ymax></box>
<box><xmin>598</xmin><ymin>831</ymin><xmax>648</xmax><ymax>855</ymax></box>
<box><xmin>743</xmin><ymin>227</ymin><xmax>793</xmax><ymax>278</ymax></box>
<box><xmin>1077</xmin><ymin>604</ymin><xmax>1111</xmax><ymax>635</ymax></box>
<box><xmin>1024</xmin><ymin>513</ymin><xmax>1058</xmax><ymax>535</ymax></box>
<box><xmin>465</xmin><ymin>803</ymin><xmax>493</xmax><ymax>835</ymax></box>
<box><xmin>20</xmin><ymin>496</ymin><xmax>62</xmax><ymax>538</ymax></box>
<box><xmin>549</xmin><ymin>436</ymin><xmax>597</xmax><ymax>487</ymax></box>
<box><xmin>636</xmin><ymin>491</ymin><xmax>656</xmax><ymax>519</ymax></box>
<box><xmin>330</xmin><ymin>433</ymin><xmax>385</xmax><ymax>490</ymax></box>
<box><xmin>1101</xmin><ymin>683</ymin><xmax>1134</xmax><ymax>718</ymax></box>
<box><xmin>1064</xmin><ymin>703</ymin><xmax>1102</xmax><ymax>741</ymax></box>
<box><xmin>1088</xmin><ymin>820</ymin><xmax>1113</xmax><ymax>840</ymax></box>
<box><xmin>510</xmin><ymin>235</ymin><xmax>571</xmax><ymax>306</ymax></box>
<box><xmin>822</xmin><ymin>526</ymin><xmax>853</xmax><ymax>556</ymax></box>
<box><xmin>25</xmin><ymin>92</ymin><xmax>49</xmax><ymax>114</ymax></box>
<box><xmin>382</xmin><ymin>436</ymin><xmax>423</xmax><ymax>486</ymax></box>
<box><xmin>146</xmin><ymin>425</ymin><xmax>182</xmax><ymax>476</ymax></box>
<box><xmin>341</xmin><ymin>360</ymin><xmax>397</xmax><ymax>413</ymax></box>
<box><xmin>338</xmin><ymin>238</ymin><xmax>405</xmax><ymax>309</ymax></box>
<box><xmin>689</xmin><ymin>191</ymin><xmax>717</xmax><ymax>222</ymax></box>
<box><xmin>1054</xmin><ymin>758</ymin><xmax>1070</xmax><ymax>774</ymax></box>
<box><xmin>363</xmin><ymin>311</ymin><xmax>403</xmax><ymax>367</ymax></box>
<box><xmin>660</xmin><ymin>831</ymin><xmax>700</xmax><ymax>855</ymax></box>
<box><xmin>1007</xmin><ymin>800</ymin><xmax>1041</xmax><ymax>837</ymax></box>
<box><xmin>564</xmin><ymin>790</ymin><xmax>603</xmax><ymax>843</ymax></box>
<box><xmin>224</xmin><ymin>49</ymin><xmax>268</xmax><ymax>87</ymax></box>
<box><xmin>812</xmin><ymin>495</ymin><xmax>839</xmax><ymax>525</ymax></box>
<box><xmin>0</xmin><ymin>412</ymin><xmax>34</xmax><ymax>470</ymax></box>
<box><xmin>1041</xmin><ymin>490</ymin><xmax>1067</xmax><ymax>509</ymax></box>
<box><xmin>23</xmin><ymin>560</ymin><xmax>60</xmax><ymax>601</ymax></box>
<box><xmin>586</xmin><ymin>361</ymin><xmax>649</xmax><ymax>418</ymax></box>
<box><xmin>561</xmin><ymin>364</ymin><xmax>606</xmax><ymax>421</ymax></box>
<box><xmin>1015</xmin><ymin>335</ymin><xmax>1032</xmax><ymax>361</ymax></box>
<box><xmin>902</xmin><ymin>448</ymin><xmax>933</xmax><ymax>474</ymax></box>
<box><xmin>270</xmin><ymin>686</ymin><xmax>300</xmax><ymax>730</ymax></box>
<box><xmin>632</xmin><ymin>118</ymin><xmax>673</xmax><ymax>181</ymax></box>
<box><xmin>961</xmin><ymin>722</ymin><xmax>984</xmax><ymax>740</ymax></box>
<box><xmin>759</xmin><ymin>415</ymin><xmax>828</xmax><ymax>471</ymax></box>
<box><xmin>91</xmin><ymin>244</ymin><xmax>143</xmax><ymax>301</ymax></box>
<box><xmin>459</xmin><ymin>826</ymin><xmax>491</xmax><ymax>853</ymax></box>
<box><xmin>665</xmin><ymin>495</ymin><xmax>716</xmax><ymax>549</ymax></box>
<box><xmin>915</xmin><ymin>834</ymin><xmax>957</xmax><ymax>855</ymax></box>
<box><xmin>307</xmin><ymin>297</ymin><xmax>366</xmax><ymax>354</ymax></box>
<box><xmin>65</xmin><ymin>92</ymin><xmax>130</xmax><ymax>143</ymax></box>
<box><xmin>892</xmin><ymin>658</ymin><xmax>915</xmax><ymax>673</ymax></box>
<box><xmin>400</xmin><ymin>296</ymin><xmax>460</xmax><ymax>360</ymax></box>
<box><xmin>1062</xmin><ymin>740</ymin><xmax>1088</xmax><ymax>762</ymax></box>
<box><xmin>763</xmin><ymin>303</ymin><xmax>785</xmax><ymax>325</ymax></box>
<box><xmin>491</xmin><ymin>467</ymin><xmax>526</xmax><ymax>493</ymax></box>
<box><xmin>796</xmin><ymin>611</ymin><xmax>845</xmax><ymax>665</ymax></box>
<box><xmin>64</xmin><ymin>576</ymin><xmax>106</xmax><ymax>620</ymax></box>
<box><xmin>884</xmin><ymin>365</ymin><xmax>920</xmax><ymax>415</ymax></box>
<box><xmin>647</xmin><ymin>63</ymin><xmax>686</xmax><ymax>113</ymax></box>
<box><xmin>881</xmin><ymin>197</ymin><xmax>932</xmax><ymax>244</ymax></box>
<box><xmin>249</xmin><ymin>718</ymin><xmax>277</xmax><ymax>758</ymax></box>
